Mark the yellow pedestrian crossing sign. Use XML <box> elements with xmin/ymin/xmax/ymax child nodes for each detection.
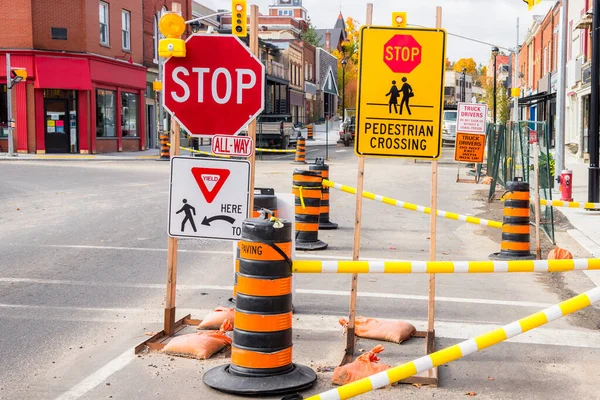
<box><xmin>355</xmin><ymin>26</ymin><xmax>447</xmax><ymax>159</ymax></box>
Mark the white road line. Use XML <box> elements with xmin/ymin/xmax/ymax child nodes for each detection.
<box><xmin>0</xmin><ymin>277</ymin><xmax>553</xmax><ymax>308</ymax></box>
<box><xmin>54</xmin><ymin>348</ymin><xmax>135</xmax><ymax>400</ymax></box>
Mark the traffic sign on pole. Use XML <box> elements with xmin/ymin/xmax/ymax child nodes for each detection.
<box><xmin>163</xmin><ymin>34</ymin><xmax>265</xmax><ymax>137</ymax></box>
<box><xmin>168</xmin><ymin>157</ymin><xmax>250</xmax><ymax>240</ymax></box>
<box><xmin>355</xmin><ymin>27</ymin><xmax>446</xmax><ymax>159</ymax></box>
<box><xmin>211</xmin><ymin>135</ymin><xmax>253</xmax><ymax>157</ymax></box>
<box><xmin>457</xmin><ymin>102</ymin><xmax>488</xmax><ymax>134</ymax></box>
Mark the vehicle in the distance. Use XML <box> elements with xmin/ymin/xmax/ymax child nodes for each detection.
<box><xmin>339</xmin><ymin>108</ymin><xmax>356</xmax><ymax>146</ymax></box>
<box><xmin>442</xmin><ymin>108</ymin><xmax>458</xmax><ymax>145</ymax></box>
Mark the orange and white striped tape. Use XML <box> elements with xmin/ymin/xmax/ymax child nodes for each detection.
<box><xmin>324</xmin><ymin>180</ymin><xmax>502</xmax><ymax>229</ymax></box>
<box><xmin>292</xmin><ymin>258</ymin><xmax>600</xmax><ymax>274</ymax></box>
<box><xmin>306</xmin><ymin>286</ymin><xmax>600</xmax><ymax>400</ymax></box>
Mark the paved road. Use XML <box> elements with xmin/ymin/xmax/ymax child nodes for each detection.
<box><xmin>1</xmin><ymin>145</ymin><xmax>599</xmax><ymax>399</ymax></box>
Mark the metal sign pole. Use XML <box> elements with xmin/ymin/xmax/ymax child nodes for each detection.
<box><xmin>5</xmin><ymin>53</ymin><xmax>14</xmax><ymax>156</ymax></box>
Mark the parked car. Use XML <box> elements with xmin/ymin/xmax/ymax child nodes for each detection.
<box><xmin>442</xmin><ymin>109</ymin><xmax>458</xmax><ymax>144</ymax></box>
<box><xmin>339</xmin><ymin>116</ymin><xmax>355</xmax><ymax>147</ymax></box>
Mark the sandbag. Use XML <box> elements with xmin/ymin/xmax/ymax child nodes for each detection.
<box><xmin>332</xmin><ymin>345</ymin><xmax>391</xmax><ymax>386</ymax></box>
<box><xmin>339</xmin><ymin>317</ymin><xmax>416</xmax><ymax>344</ymax></box>
<box><xmin>197</xmin><ymin>306</ymin><xmax>234</xmax><ymax>330</ymax></box>
<box><xmin>548</xmin><ymin>246</ymin><xmax>573</xmax><ymax>260</ymax></box>
<box><xmin>162</xmin><ymin>321</ymin><xmax>232</xmax><ymax>359</ymax></box>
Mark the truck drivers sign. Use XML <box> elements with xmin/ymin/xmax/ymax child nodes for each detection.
<box><xmin>355</xmin><ymin>26</ymin><xmax>447</xmax><ymax>159</ymax></box>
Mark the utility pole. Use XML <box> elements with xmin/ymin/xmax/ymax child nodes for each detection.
<box><xmin>589</xmin><ymin>0</ymin><xmax>600</xmax><ymax>203</ymax></box>
<box><xmin>514</xmin><ymin>18</ymin><xmax>520</xmax><ymax>123</ymax></box>
<box><xmin>5</xmin><ymin>53</ymin><xmax>14</xmax><ymax>156</ymax></box>
<box><xmin>555</xmin><ymin>0</ymin><xmax>568</xmax><ymax>183</ymax></box>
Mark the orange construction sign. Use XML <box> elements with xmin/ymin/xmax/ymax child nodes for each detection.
<box><xmin>454</xmin><ymin>132</ymin><xmax>485</xmax><ymax>163</ymax></box>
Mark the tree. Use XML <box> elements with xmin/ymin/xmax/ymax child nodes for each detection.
<box><xmin>483</xmin><ymin>78</ymin><xmax>511</xmax><ymax>124</ymax></box>
<box><xmin>480</xmin><ymin>65</ymin><xmax>487</xmax><ymax>76</ymax></box>
<box><xmin>446</xmin><ymin>58</ymin><xmax>454</xmax><ymax>70</ymax></box>
<box><xmin>453</xmin><ymin>58</ymin><xmax>477</xmax><ymax>74</ymax></box>
<box><xmin>331</xmin><ymin>17</ymin><xmax>361</xmax><ymax>112</ymax></box>
<box><xmin>301</xmin><ymin>23</ymin><xmax>321</xmax><ymax>48</ymax></box>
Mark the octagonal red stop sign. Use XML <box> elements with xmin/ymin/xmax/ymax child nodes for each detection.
<box><xmin>163</xmin><ymin>35</ymin><xmax>265</xmax><ymax>137</ymax></box>
<box><xmin>383</xmin><ymin>34</ymin><xmax>422</xmax><ymax>74</ymax></box>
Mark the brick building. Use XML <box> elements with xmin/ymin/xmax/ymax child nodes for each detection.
<box><xmin>0</xmin><ymin>0</ymin><xmax>149</xmax><ymax>154</ymax></box>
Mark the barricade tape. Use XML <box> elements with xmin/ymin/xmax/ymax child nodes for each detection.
<box><xmin>306</xmin><ymin>286</ymin><xmax>600</xmax><ymax>400</ymax></box>
<box><xmin>256</xmin><ymin>148</ymin><xmax>296</xmax><ymax>153</ymax></box>
<box><xmin>167</xmin><ymin>143</ymin><xmax>230</xmax><ymax>158</ymax></box>
<box><xmin>292</xmin><ymin>258</ymin><xmax>600</xmax><ymax>274</ymax></box>
<box><xmin>540</xmin><ymin>199</ymin><xmax>600</xmax><ymax>210</ymax></box>
<box><xmin>323</xmin><ymin>180</ymin><xmax>502</xmax><ymax>229</ymax></box>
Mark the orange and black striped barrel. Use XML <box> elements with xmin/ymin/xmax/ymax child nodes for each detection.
<box><xmin>490</xmin><ymin>180</ymin><xmax>535</xmax><ymax>260</ymax></box>
<box><xmin>294</xmin><ymin>137</ymin><xmax>306</xmax><ymax>164</ymax></box>
<box><xmin>253</xmin><ymin>188</ymin><xmax>278</xmax><ymax>218</ymax></box>
<box><xmin>160</xmin><ymin>133</ymin><xmax>170</xmax><ymax>160</ymax></box>
<box><xmin>203</xmin><ymin>216</ymin><xmax>316</xmax><ymax>395</ymax></box>
<box><xmin>307</xmin><ymin>125</ymin><xmax>314</xmax><ymax>140</ymax></box>
<box><xmin>309</xmin><ymin>160</ymin><xmax>338</xmax><ymax>230</ymax></box>
<box><xmin>292</xmin><ymin>169</ymin><xmax>328</xmax><ymax>250</ymax></box>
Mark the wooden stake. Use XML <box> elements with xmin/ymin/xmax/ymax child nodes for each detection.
<box><xmin>343</xmin><ymin>2</ymin><xmax>372</xmax><ymax>366</ymax></box>
<box><xmin>247</xmin><ymin>5</ymin><xmax>259</xmax><ymax>214</ymax></box>
<box><xmin>427</xmin><ymin>5</ymin><xmax>443</xmax><ymax>356</ymax></box>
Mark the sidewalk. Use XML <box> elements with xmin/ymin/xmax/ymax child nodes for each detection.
<box><xmin>0</xmin><ymin>148</ymin><xmax>162</xmax><ymax>161</ymax></box>
<box><xmin>561</xmin><ymin>153</ymin><xmax>600</xmax><ymax>285</ymax></box>
<box><xmin>297</xmin><ymin>120</ymin><xmax>341</xmax><ymax>146</ymax></box>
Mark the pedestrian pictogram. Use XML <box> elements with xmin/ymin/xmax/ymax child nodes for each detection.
<box><xmin>168</xmin><ymin>157</ymin><xmax>250</xmax><ymax>240</ymax></box>
<box><xmin>355</xmin><ymin>26</ymin><xmax>446</xmax><ymax>159</ymax></box>
<box><xmin>163</xmin><ymin>35</ymin><xmax>265</xmax><ymax>137</ymax></box>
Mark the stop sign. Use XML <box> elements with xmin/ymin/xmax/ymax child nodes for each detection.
<box><xmin>383</xmin><ymin>35</ymin><xmax>422</xmax><ymax>74</ymax></box>
<box><xmin>163</xmin><ymin>35</ymin><xmax>265</xmax><ymax>137</ymax></box>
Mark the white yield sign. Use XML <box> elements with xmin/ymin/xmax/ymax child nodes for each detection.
<box><xmin>457</xmin><ymin>103</ymin><xmax>488</xmax><ymax>134</ymax></box>
<box><xmin>168</xmin><ymin>157</ymin><xmax>250</xmax><ymax>240</ymax></box>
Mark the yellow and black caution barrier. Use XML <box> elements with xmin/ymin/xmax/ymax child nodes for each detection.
<box><xmin>293</xmin><ymin>169</ymin><xmax>328</xmax><ymax>250</ymax></box>
<box><xmin>292</xmin><ymin>258</ymin><xmax>600</xmax><ymax>274</ymax></box>
<box><xmin>324</xmin><ymin>179</ymin><xmax>502</xmax><ymax>229</ymax></box>
<box><xmin>204</xmin><ymin>216</ymin><xmax>316</xmax><ymax>395</ymax></box>
<box><xmin>159</xmin><ymin>133</ymin><xmax>170</xmax><ymax>160</ymax></box>
<box><xmin>295</xmin><ymin>137</ymin><xmax>306</xmax><ymax>164</ymax></box>
<box><xmin>256</xmin><ymin>148</ymin><xmax>296</xmax><ymax>153</ymax></box>
<box><xmin>540</xmin><ymin>198</ymin><xmax>600</xmax><ymax>210</ymax></box>
<box><xmin>303</xmin><ymin>286</ymin><xmax>600</xmax><ymax>400</ymax></box>
<box><xmin>491</xmin><ymin>180</ymin><xmax>535</xmax><ymax>260</ymax></box>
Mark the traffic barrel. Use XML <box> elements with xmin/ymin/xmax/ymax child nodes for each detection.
<box><xmin>307</xmin><ymin>125</ymin><xmax>314</xmax><ymax>141</ymax></box>
<box><xmin>203</xmin><ymin>216</ymin><xmax>317</xmax><ymax>395</ymax></box>
<box><xmin>253</xmin><ymin>188</ymin><xmax>278</xmax><ymax>218</ymax></box>
<box><xmin>292</xmin><ymin>169</ymin><xmax>328</xmax><ymax>250</ymax></box>
<box><xmin>160</xmin><ymin>133</ymin><xmax>170</xmax><ymax>160</ymax></box>
<box><xmin>490</xmin><ymin>180</ymin><xmax>535</xmax><ymax>260</ymax></box>
<box><xmin>294</xmin><ymin>137</ymin><xmax>306</xmax><ymax>164</ymax></box>
<box><xmin>309</xmin><ymin>159</ymin><xmax>338</xmax><ymax>230</ymax></box>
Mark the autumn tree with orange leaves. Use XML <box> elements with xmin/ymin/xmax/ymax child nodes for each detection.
<box><xmin>331</xmin><ymin>17</ymin><xmax>360</xmax><ymax>113</ymax></box>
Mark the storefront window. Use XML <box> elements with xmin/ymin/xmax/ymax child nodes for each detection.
<box><xmin>121</xmin><ymin>92</ymin><xmax>138</xmax><ymax>137</ymax></box>
<box><xmin>96</xmin><ymin>89</ymin><xmax>116</xmax><ymax>137</ymax></box>
<box><xmin>0</xmin><ymin>84</ymin><xmax>7</xmax><ymax>137</ymax></box>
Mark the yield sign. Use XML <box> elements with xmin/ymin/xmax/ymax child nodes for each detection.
<box><xmin>191</xmin><ymin>167</ymin><xmax>231</xmax><ymax>203</ymax></box>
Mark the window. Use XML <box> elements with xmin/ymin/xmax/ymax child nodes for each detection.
<box><xmin>122</xmin><ymin>10</ymin><xmax>131</xmax><ymax>50</ymax></box>
<box><xmin>96</xmin><ymin>89</ymin><xmax>116</xmax><ymax>137</ymax></box>
<box><xmin>121</xmin><ymin>92</ymin><xmax>138</xmax><ymax>137</ymax></box>
<box><xmin>568</xmin><ymin>21</ymin><xmax>573</xmax><ymax>61</ymax></box>
<box><xmin>51</xmin><ymin>27</ymin><xmax>68</xmax><ymax>40</ymax></box>
<box><xmin>99</xmin><ymin>1</ymin><xmax>109</xmax><ymax>45</ymax></box>
<box><xmin>0</xmin><ymin>84</ymin><xmax>6</xmax><ymax>137</ymax></box>
<box><xmin>153</xmin><ymin>16</ymin><xmax>158</xmax><ymax>62</ymax></box>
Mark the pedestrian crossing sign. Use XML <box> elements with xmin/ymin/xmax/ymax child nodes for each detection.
<box><xmin>355</xmin><ymin>26</ymin><xmax>446</xmax><ymax>159</ymax></box>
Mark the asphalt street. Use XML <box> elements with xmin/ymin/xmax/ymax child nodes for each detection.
<box><xmin>1</xmin><ymin>144</ymin><xmax>599</xmax><ymax>400</ymax></box>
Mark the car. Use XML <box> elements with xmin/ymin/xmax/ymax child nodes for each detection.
<box><xmin>442</xmin><ymin>109</ymin><xmax>457</xmax><ymax>144</ymax></box>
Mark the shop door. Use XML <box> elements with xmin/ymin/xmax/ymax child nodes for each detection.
<box><xmin>146</xmin><ymin>104</ymin><xmax>156</xmax><ymax>148</ymax></box>
<box><xmin>45</xmin><ymin>99</ymin><xmax>70</xmax><ymax>153</ymax></box>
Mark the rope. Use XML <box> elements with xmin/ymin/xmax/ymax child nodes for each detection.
<box><xmin>166</xmin><ymin>143</ymin><xmax>230</xmax><ymax>159</ymax></box>
<box><xmin>292</xmin><ymin>185</ymin><xmax>322</xmax><ymax>210</ymax></box>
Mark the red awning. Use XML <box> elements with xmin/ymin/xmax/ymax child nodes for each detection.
<box><xmin>34</xmin><ymin>56</ymin><xmax>92</xmax><ymax>90</ymax></box>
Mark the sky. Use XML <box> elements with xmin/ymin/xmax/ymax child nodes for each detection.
<box><xmin>196</xmin><ymin>0</ymin><xmax>557</xmax><ymax>66</ymax></box>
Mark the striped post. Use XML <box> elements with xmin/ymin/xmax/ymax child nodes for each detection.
<box><xmin>309</xmin><ymin>160</ymin><xmax>338</xmax><ymax>230</ymax></box>
<box><xmin>305</xmin><ymin>286</ymin><xmax>600</xmax><ymax>400</ymax></box>
<box><xmin>295</xmin><ymin>137</ymin><xmax>306</xmax><ymax>164</ymax></box>
<box><xmin>293</xmin><ymin>169</ymin><xmax>328</xmax><ymax>250</ymax></box>
<box><xmin>307</xmin><ymin>125</ymin><xmax>314</xmax><ymax>140</ymax></box>
<box><xmin>160</xmin><ymin>133</ymin><xmax>170</xmax><ymax>160</ymax></box>
<box><xmin>324</xmin><ymin>180</ymin><xmax>502</xmax><ymax>229</ymax></box>
<box><xmin>204</xmin><ymin>217</ymin><xmax>316</xmax><ymax>395</ymax></box>
<box><xmin>291</xmin><ymin>258</ymin><xmax>600</xmax><ymax>274</ymax></box>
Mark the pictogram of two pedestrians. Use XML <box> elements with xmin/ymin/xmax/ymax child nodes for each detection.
<box><xmin>386</xmin><ymin>78</ymin><xmax>414</xmax><ymax>115</ymax></box>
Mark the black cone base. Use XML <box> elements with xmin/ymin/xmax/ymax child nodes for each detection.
<box><xmin>203</xmin><ymin>363</ymin><xmax>317</xmax><ymax>396</ymax></box>
<box><xmin>489</xmin><ymin>252</ymin><xmax>536</xmax><ymax>261</ymax></box>
<box><xmin>319</xmin><ymin>221</ymin><xmax>339</xmax><ymax>230</ymax></box>
<box><xmin>296</xmin><ymin>240</ymin><xmax>328</xmax><ymax>251</ymax></box>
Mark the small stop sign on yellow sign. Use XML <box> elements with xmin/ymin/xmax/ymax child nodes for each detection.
<box><xmin>355</xmin><ymin>26</ymin><xmax>447</xmax><ymax>159</ymax></box>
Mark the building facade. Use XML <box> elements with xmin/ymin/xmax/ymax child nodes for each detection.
<box><xmin>0</xmin><ymin>0</ymin><xmax>148</xmax><ymax>154</ymax></box>
<box><xmin>444</xmin><ymin>71</ymin><xmax>474</xmax><ymax>105</ymax></box>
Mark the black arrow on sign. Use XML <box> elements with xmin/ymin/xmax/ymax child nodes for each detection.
<box><xmin>201</xmin><ymin>215</ymin><xmax>236</xmax><ymax>226</ymax></box>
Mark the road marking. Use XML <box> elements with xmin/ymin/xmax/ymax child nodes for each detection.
<box><xmin>336</xmin><ymin>149</ymin><xmax>347</xmax><ymax>153</ymax></box>
<box><xmin>54</xmin><ymin>348</ymin><xmax>135</xmax><ymax>400</ymax></box>
<box><xmin>0</xmin><ymin>278</ymin><xmax>553</xmax><ymax>308</ymax></box>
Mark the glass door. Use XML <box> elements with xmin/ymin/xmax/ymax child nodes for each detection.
<box><xmin>44</xmin><ymin>99</ymin><xmax>70</xmax><ymax>153</ymax></box>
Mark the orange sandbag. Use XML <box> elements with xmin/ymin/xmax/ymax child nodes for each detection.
<box><xmin>197</xmin><ymin>306</ymin><xmax>234</xmax><ymax>330</ymax></box>
<box><xmin>339</xmin><ymin>317</ymin><xmax>416</xmax><ymax>344</ymax></box>
<box><xmin>332</xmin><ymin>345</ymin><xmax>391</xmax><ymax>385</ymax></box>
<box><xmin>163</xmin><ymin>321</ymin><xmax>232</xmax><ymax>359</ymax></box>
<box><xmin>548</xmin><ymin>246</ymin><xmax>573</xmax><ymax>260</ymax></box>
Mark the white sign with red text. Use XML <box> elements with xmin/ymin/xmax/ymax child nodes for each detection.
<box><xmin>211</xmin><ymin>135</ymin><xmax>253</xmax><ymax>157</ymax></box>
<box><xmin>457</xmin><ymin>103</ymin><xmax>488</xmax><ymax>134</ymax></box>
